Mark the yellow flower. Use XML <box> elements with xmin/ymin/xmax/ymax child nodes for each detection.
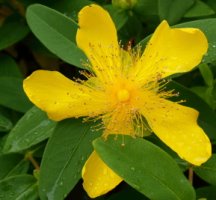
<box><xmin>23</xmin><ymin>4</ymin><xmax>211</xmax><ymax>198</ymax></box>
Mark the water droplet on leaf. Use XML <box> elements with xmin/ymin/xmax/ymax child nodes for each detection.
<box><xmin>130</xmin><ymin>167</ymin><xmax>135</xmax><ymax>171</ymax></box>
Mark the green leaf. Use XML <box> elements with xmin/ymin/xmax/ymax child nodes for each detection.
<box><xmin>0</xmin><ymin>77</ymin><xmax>32</xmax><ymax>112</ymax></box>
<box><xmin>94</xmin><ymin>135</ymin><xmax>195</xmax><ymax>200</ymax></box>
<box><xmin>118</xmin><ymin>14</ymin><xmax>143</xmax><ymax>44</ymax></box>
<box><xmin>0</xmin><ymin>175</ymin><xmax>38</xmax><ymax>200</ymax></box>
<box><xmin>166</xmin><ymin>81</ymin><xmax>216</xmax><ymax>140</ymax></box>
<box><xmin>108</xmin><ymin>185</ymin><xmax>148</xmax><ymax>200</ymax></box>
<box><xmin>51</xmin><ymin>0</ymin><xmax>92</xmax><ymax>25</ymax></box>
<box><xmin>105</xmin><ymin>5</ymin><xmax>128</xmax><ymax>30</ymax></box>
<box><xmin>190</xmin><ymin>86</ymin><xmax>208</xmax><ymax>100</ymax></box>
<box><xmin>0</xmin><ymin>135</ymin><xmax>7</xmax><ymax>155</ymax></box>
<box><xmin>194</xmin><ymin>154</ymin><xmax>216</xmax><ymax>185</ymax></box>
<box><xmin>199</xmin><ymin>63</ymin><xmax>214</xmax><ymax>87</ymax></box>
<box><xmin>52</xmin><ymin>0</ymin><xmax>91</xmax><ymax>14</ymax></box>
<box><xmin>196</xmin><ymin>186</ymin><xmax>216</xmax><ymax>200</ymax></box>
<box><xmin>0</xmin><ymin>154</ymin><xmax>29</xmax><ymax>180</ymax></box>
<box><xmin>0</xmin><ymin>55</ymin><xmax>22</xmax><ymax>78</ymax></box>
<box><xmin>133</xmin><ymin>0</ymin><xmax>158</xmax><ymax>17</ymax></box>
<box><xmin>184</xmin><ymin>0</ymin><xmax>215</xmax><ymax>18</ymax></box>
<box><xmin>39</xmin><ymin>119</ymin><xmax>101</xmax><ymax>200</ymax></box>
<box><xmin>0</xmin><ymin>16</ymin><xmax>29</xmax><ymax>50</ymax></box>
<box><xmin>146</xmin><ymin>135</ymin><xmax>189</xmax><ymax>172</ymax></box>
<box><xmin>26</xmin><ymin>4</ymin><xmax>87</xmax><ymax>69</ymax></box>
<box><xmin>0</xmin><ymin>113</ymin><xmax>13</xmax><ymax>132</ymax></box>
<box><xmin>190</xmin><ymin>86</ymin><xmax>215</xmax><ymax>109</ymax></box>
<box><xmin>207</xmin><ymin>0</ymin><xmax>216</xmax><ymax>12</ymax></box>
<box><xmin>3</xmin><ymin>106</ymin><xmax>56</xmax><ymax>153</ymax></box>
<box><xmin>0</xmin><ymin>104</ymin><xmax>22</xmax><ymax>121</ymax></box>
<box><xmin>158</xmin><ymin>0</ymin><xmax>195</xmax><ymax>24</ymax></box>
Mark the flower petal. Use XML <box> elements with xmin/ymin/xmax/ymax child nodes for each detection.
<box><xmin>139</xmin><ymin>93</ymin><xmax>211</xmax><ymax>166</ymax></box>
<box><xmin>82</xmin><ymin>151</ymin><xmax>122</xmax><ymax>198</ymax></box>
<box><xmin>131</xmin><ymin>20</ymin><xmax>208</xmax><ymax>85</ymax></box>
<box><xmin>76</xmin><ymin>4</ymin><xmax>121</xmax><ymax>84</ymax></box>
<box><xmin>23</xmin><ymin>70</ymin><xmax>108</xmax><ymax>121</ymax></box>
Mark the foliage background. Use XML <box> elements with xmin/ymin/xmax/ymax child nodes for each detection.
<box><xmin>1</xmin><ymin>0</ymin><xmax>216</xmax><ymax>199</ymax></box>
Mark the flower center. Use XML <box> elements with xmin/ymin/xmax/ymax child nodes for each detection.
<box><xmin>117</xmin><ymin>89</ymin><xmax>130</xmax><ymax>102</ymax></box>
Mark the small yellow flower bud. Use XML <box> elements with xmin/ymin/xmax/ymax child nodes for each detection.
<box><xmin>112</xmin><ymin>0</ymin><xmax>137</xmax><ymax>10</ymax></box>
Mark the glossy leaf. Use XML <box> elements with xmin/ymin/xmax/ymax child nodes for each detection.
<box><xmin>199</xmin><ymin>63</ymin><xmax>214</xmax><ymax>87</ymax></box>
<box><xmin>191</xmin><ymin>86</ymin><xmax>215</xmax><ymax>111</ymax></box>
<box><xmin>3</xmin><ymin>106</ymin><xmax>56</xmax><ymax>153</ymax></box>
<box><xmin>94</xmin><ymin>135</ymin><xmax>195</xmax><ymax>200</ymax></box>
<box><xmin>118</xmin><ymin>14</ymin><xmax>143</xmax><ymax>44</ymax></box>
<box><xmin>184</xmin><ymin>0</ymin><xmax>215</xmax><ymax>18</ymax></box>
<box><xmin>133</xmin><ymin>0</ymin><xmax>158</xmax><ymax>17</ymax></box>
<box><xmin>0</xmin><ymin>55</ymin><xmax>22</xmax><ymax>78</ymax></box>
<box><xmin>0</xmin><ymin>175</ymin><xmax>38</xmax><ymax>200</ymax></box>
<box><xmin>146</xmin><ymin>135</ymin><xmax>189</xmax><ymax>172</ymax></box>
<box><xmin>108</xmin><ymin>185</ymin><xmax>148</xmax><ymax>200</ymax></box>
<box><xmin>0</xmin><ymin>154</ymin><xmax>29</xmax><ymax>180</ymax></box>
<box><xmin>194</xmin><ymin>154</ymin><xmax>216</xmax><ymax>185</ymax></box>
<box><xmin>39</xmin><ymin>118</ymin><xmax>101</xmax><ymax>200</ymax></box>
<box><xmin>0</xmin><ymin>135</ymin><xmax>7</xmax><ymax>155</ymax></box>
<box><xmin>196</xmin><ymin>186</ymin><xmax>216</xmax><ymax>200</ymax></box>
<box><xmin>52</xmin><ymin>0</ymin><xmax>91</xmax><ymax>15</ymax></box>
<box><xmin>0</xmin><ymin>113</ymin><xmax>13</xmax><ymax>132</ymax></box>
<box><xmin>105</xmin><ymin>5</ymin><xmax>128</xmax><ymax>30</ymax></box>
<box><xmin>190</xmin><ymin>86</ymin><xmax>209</xmax><ymax>102</ymax></box>
<box><xmin>0</xmin><ymin>17</ymin><xmax>29</xmax><ymax>50</ymax></box>
<box><xmin>26</xmin><ymin>4</ymin><xmax>86</xmax><ymax>69</ymax></box>
<box><xmin>0</xmin><ymin>77</ymin><xmax>32</xmax><ymax>112</ymax></box>
<box><xmin>158</xmin><ymin>0</ymin><xmax>195</xmax><ymax>24</ymax></box>
<box><xmin>207</xmin><ymin>0</ymin><xmax>216</xmax><ymax>12</ymax></box>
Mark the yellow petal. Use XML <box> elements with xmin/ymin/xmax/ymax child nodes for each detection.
<box><xmin>139</xmin><ymin>92</ymin><xmax>211</xmax><ymax>166</ymax></box>
<box><xmin>23</xmin><ymin>70</ymin><xmax>108</xmax><ymax>121</ymax></box>
<box><xmin>76</xmin><ymin>4</ymin><xmax>121</xmax><ymax>84</ymax></box>
<box><xmin>131</xmin><ymin>20</ymin><xmax>208</xmax><ymax>85</ymax></box>
<box><xmin>82</xmin><ymin>151</ymin><xmax>122</xmax><ymax>198</ymax></box>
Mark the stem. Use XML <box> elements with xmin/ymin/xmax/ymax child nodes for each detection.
<box><xmin>25</xmin><ymin>152</ymin><xmax>40</xmax><ymax>170</ymax></box>
<box><xmin>188</xmin><ymin>167</ymin><xmax>193</xmax><ymax>185</ymax></box>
